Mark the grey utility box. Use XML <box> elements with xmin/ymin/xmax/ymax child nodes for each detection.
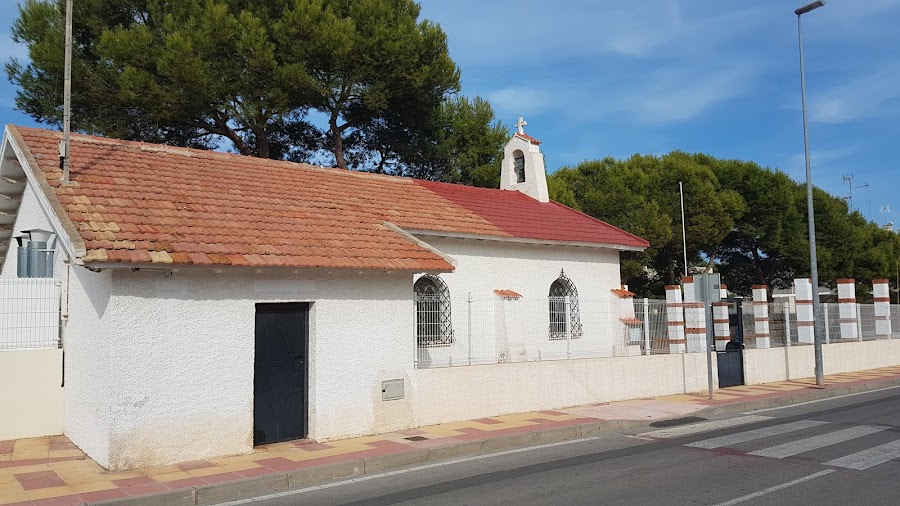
<box><xmin>381</xmin><ymin>379</ymin><xmax>404</xmax><ymax>401</ymax></box>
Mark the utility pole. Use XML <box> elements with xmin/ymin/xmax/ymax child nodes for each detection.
<box><xmin>60</xmin><ymin>0</ymin><xmax>73</xmax><ymax>183</ymax></box>
<box><xmin>795</xmin><ymin>0</ymin><xmax>826</xmax><ymax>387</ymax></box>
<box><xmin>679</xmin><ymin>181</ymin><xmax>688</xmax><ymax>277</ymax></box>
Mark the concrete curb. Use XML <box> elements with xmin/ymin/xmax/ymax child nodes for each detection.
<box><xmin>90</xmin><ymin>377</ymin><xmax>900</xmax><ymax>506</ymax></box>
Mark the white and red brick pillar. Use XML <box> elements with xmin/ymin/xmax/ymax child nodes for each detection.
<box><xmin>682</xmin><ymin>277</ymin><xmax>708</xmax><ymax>353</ymax></box>
<box><xmin>837</xmin><ymin>279</ymin><xmax>860</xmax><ymax>341</ymax></box>
<box><xmin>665</xmin><ymin>284</ymin><xmax>686</xmax><ymax>353</ymax></box>
<box><xmin>873</xmin><ymin>279</ymin><xmax>892</xmax><ymax>339</ymax></box>
<box><xmin>752</xmin><ymin>285</ymin><xmax>771</xmax><ymax>349</ymax></box>
<box><xmin>712</xmin><ymin>302</ymin><xmax>730</xmax><ymax>351</ymax></box>
<box><xmin>794</xmin><ymin>278</ymin><xmax>815</xmax><ymax>345</ymax></box>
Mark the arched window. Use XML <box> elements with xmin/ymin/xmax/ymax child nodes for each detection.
<box><xmin>513</xmin><ymin>150</ymin><xmax>526</xmax><ymax>183</ymax></box>
<box><xmin>414</xmin><ymin>275</ymin><xmax>454</xmax><ymax>347</ymax></box>
<box><xmin>549</xmin><ymin>270</ymin><xmax>582</xmax><ymax>339</ymax></box>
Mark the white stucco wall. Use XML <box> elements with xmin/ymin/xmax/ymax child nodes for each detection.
<box><xmin>64</xmin><ymin>265</ymin><xmax>112</xmax><ymax>467</ymax></box>
<box><xmin>95</xmin><ymin>268</ymin><xmax>414</xmax><ymax>470</ymax></box>
<box><xmin>411</xmin><ymin>353</ymin><xmax>716</xmax><ymax>427</ymax></box>
<box><xmin>743</xmin><ymin>340</ymin><xmax>900</xmax><ymax>385</ymax></box>
<box><xmin>0</xmin><ymin>348</ymin><xmax>64</xmax><ymax>440</ymax></box>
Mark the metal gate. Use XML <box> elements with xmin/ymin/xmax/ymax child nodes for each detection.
<box><xmin>716</xmin><ymin>298</ymin><xmax>745</xmax><ymax>388</ymax></box>
<box><xmin>254</xmin><ymin>303</ymin><xmax>309</xmax><ymax>445</ymax></box>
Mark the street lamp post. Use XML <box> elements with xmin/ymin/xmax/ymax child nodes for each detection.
<box><xmin>796</xmin><ymin>0</ymin><xmax>826</xmax><ymax>386</ymax></box>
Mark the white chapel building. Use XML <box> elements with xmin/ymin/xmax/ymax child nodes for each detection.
<box><xmin>0</xmin><ymin>122</ymin><xmax>649</xmax><ymax>470</ymax></box>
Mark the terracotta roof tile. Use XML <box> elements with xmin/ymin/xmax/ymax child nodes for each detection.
<box><xmin>9</xmin><ymin>126</ymin><xmax>648</xmax><ymax>270</ymax></box>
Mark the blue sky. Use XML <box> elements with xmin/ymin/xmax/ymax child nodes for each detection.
<box><xmin>2</xmin><ymin>1</ymin><xmax>899</xmax><ymax>225</ymax></box>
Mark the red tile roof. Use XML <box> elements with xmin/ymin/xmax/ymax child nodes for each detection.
<box><xmin>515</xmin><ymin>132</ymin><xmax>542</xmax><ymax>145</ymax></box>
<box><xmin>493</xmin><ymin>289</ymin><xmax>523</xmax><ymax>299</ymax></box>
<box><xmin>8</xmin><ymin>126</ymin><xmax>648</xmax><ymax>270</ymax></box>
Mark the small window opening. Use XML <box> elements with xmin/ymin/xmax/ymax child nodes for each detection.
<box><xmin>514</xmin><ymin>151</ymin><xmax>526</xmax><ymax>183</ymax></box>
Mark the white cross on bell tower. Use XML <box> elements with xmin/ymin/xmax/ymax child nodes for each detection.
<box><xmin>515</xmin><ymin>117</ymin><xmax>527</xmax><ymax>135</ymax></box>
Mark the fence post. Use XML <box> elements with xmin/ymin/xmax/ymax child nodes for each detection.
<box><xmin>565</xmin><ymin>296</ymin><xmax>572</xmax><ymax>359</ymax></box>
<box><xmin>784</xmin><ymin>302</ymin><xmax>792</xmax><ymax>347</ymax></box>
<box><xmin>643</xmin><ymin>298</ymin><xmax>651</xmax><ymax>356</ymax></box>
<box><xmin>856</xmin><ymin>303</ymin><xmax>862</xmax><ymax>339</ymax></box>
<box><xmin>467</xmin><ymin>292</ymin><xmax>473</xmax><ymax>366</ymax></box>
<box><xmin>823</xmin><ymin>302</ymin><xmax>830</xmax><ymax>344</ymax></box>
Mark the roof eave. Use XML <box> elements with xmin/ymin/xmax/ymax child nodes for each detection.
<box><xmin>3</xmin><ymin>125</ymin><xmax>87</xmax><ymax>263</ymax></box>
<box><xmin>405</xmin><ymin>229</ymin><xmax>648</xmax><ymax>252</ymax></box>
<box><xmin>78</xmin><ymin>261</ymin><xmax>454</xmax><ymax>274</ymax></box>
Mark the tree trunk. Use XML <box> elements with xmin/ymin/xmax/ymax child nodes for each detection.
<box><xmin>256</xmin><ymin>128</ymin><xmax>270</xmax><ymax>159</ymax></box>
<box><xmin>208</xmin><ymin>119</ymin><xmax>252</xmax><ymax>157</ymax></box>
<box><xmin>329</xmin><ymin>113</ymin><xmax>347</xmax><ymax>169</ymax></box>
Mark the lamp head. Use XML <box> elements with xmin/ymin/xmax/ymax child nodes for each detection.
<box><xmin>795</xmin><ymin>1</ymin><xmax>826</xmax><ymax>15</ymax></box>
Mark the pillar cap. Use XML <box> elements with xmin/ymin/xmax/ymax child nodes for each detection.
<box><xmin>836</xmin><ymin>278</ymin><xmax>856</xmax><ymax>284</ymax></box>
<box><xmin>873</xmin><ymin>279</ymin><xmax>890</xmax><ymax>284</ymax></box>
<box><xmin>681</xmin><ymin>276</ymin><xmax>694</xmax><ymax>283</ymax></box>
<box><xmin>665</xmin><ymin>285</ymin><xmax>681</xmax><ymax>290</ymax></box>
<box><xmin>751</xmin><ymin>284</ymin><xmax>768</xmax><ymax>289</ymax></box>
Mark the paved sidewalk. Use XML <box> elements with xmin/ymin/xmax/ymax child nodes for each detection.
<box><xmin>3</xmin><ymin>365</ymin><xmax>900</xmax><ymax>506</ymax></box>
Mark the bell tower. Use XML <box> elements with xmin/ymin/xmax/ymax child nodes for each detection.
<box><xmin>500</xmin><ymin>117</ymin><xmax>549</xmax><ymax>202</ymax></box>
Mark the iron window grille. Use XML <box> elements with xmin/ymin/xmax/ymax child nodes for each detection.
<box><xmin>549</xmin><ymin>269</ymin><xmax>583</xmax><ymax>340</ymax></box>
<box><xmin>414</xmin><ymin>275</ymin><xmax>455</xmax><ymax>347</ymax></box>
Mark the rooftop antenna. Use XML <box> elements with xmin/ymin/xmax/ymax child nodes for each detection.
<box><xmin>59</xmin><ymin>0</ymin><xmax>73</xmax><ymax>183</ymax></box>
<box><xmin>881</xmin><ymin>205</ymin><xmax>891</xmax><ymax>227</ymax></box>
<box><xmin>842</xmin><ymin>174</ymin><xmax>853</xmax><ymax>213</ymax></box>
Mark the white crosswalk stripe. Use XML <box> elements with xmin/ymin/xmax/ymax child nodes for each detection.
<box><xmin>749</xmin><ymin>425</ymin><xmax>891</xmax><ymax>459</ymax></box>
<box><xmin>685</xmin><ymin>420</ymin><xmax>829</xmax><ymax>449</ymax></box>
<box><xmin>825</xmin><ymin>439</ymin><xmax>900</xmax><ymax>470</ymax></box>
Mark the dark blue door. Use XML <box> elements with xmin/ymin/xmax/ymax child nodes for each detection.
<box><xmin>254</xmin><ymin>303</ymin><xmax>309</xmax><ymax>445</ymax></box>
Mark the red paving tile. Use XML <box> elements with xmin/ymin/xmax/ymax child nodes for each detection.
<box><xmin>0</xmin><ymin>441</ymin><xmax>15</xmax><ymax>455</ymax></box>
<box><xmin>31</xmin><ymin>495</ymin><xmax>82</xmax><ymax>506</ymax></box>
<box><xmin>78</xmin><ymin>489</ymin><xmax>129</xmax><ymax>503</ymax></box>
<box><xmin>199</xmin><ymin>472</ymin><xmax>244</xmax><ymax>485</ymax></box>
<box><xmin>122</xmin><ymin>483</ymin><xmax>169</xmax><ymax>496</ymax></box>
<box><xmin>472</xmin><ymin>418</ymin><xmax>504</xmax><ymax>425</ymax></box>
<box><xmin>2</xmin><ymin>458</ymin><xmax>50</xmax><ymax>469</ymax></box>
<box><xmin>291</xmin><ymin>453</ymin><xmax>363</xmax><ymax>469</ymax></box>
<box><xmin>177</xmin><ymin>460</ymin><xmax>215</xmax><ymax>471</ymax></box>
<box><xmin>111</xmin><ymin>476</ymin><xmax>158</xmax><ymax>488</ymax></box>
<box><xmin>14</xmin><ymin>471</ymin><xmax>66</xmax><ymax>491</ymax></box>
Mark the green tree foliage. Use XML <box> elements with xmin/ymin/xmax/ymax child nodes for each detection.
<box><xmin>8</xmin><ymin>0</ymin><xmax>504</xmax><ymax>176</ymax></box>
<box><xmin>549</xmin><ymin>152</ymin><xmax>900</xmax><ymax>298</ymax></box>
<box><xmin>407</xmin><ymin>96</ymin><xmax>508</xmax><ymax>186</ymax></box>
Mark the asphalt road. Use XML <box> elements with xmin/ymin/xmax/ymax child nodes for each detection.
<box><xmin>225</xmin><ymin>386</ymin><xmax>900</xmax><ymax>505</ymax></box>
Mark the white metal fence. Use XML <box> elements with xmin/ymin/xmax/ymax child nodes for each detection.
<box><xmin>728</xmin><ymin>302</ymin><xmax>900</xmax><ymax>349</ymax></box>
<box><xmin>0</xmin><ymin>277</ymin><xmax>61</xmax><ymax>349</ymax></box>
<box><xmin>415</xmin><ymin>296</ymin><xmax>900</xmax><ymax>368</ymax></box>
<box><xmin>416</xmin><ymin>296</ymin><xmax>630</xmax><ymax>368</ymax></box>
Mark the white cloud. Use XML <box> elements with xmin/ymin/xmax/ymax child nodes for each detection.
<box><xmin>810</xmin><ymin>63</ymin><xmax>900</xmax><ymax>124</ymax></box>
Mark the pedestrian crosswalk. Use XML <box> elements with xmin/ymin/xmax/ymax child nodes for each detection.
<box><xmin>639</xmin><ymin>417</ymin><xmax>900</xmax><ymax>472</ymax></box>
